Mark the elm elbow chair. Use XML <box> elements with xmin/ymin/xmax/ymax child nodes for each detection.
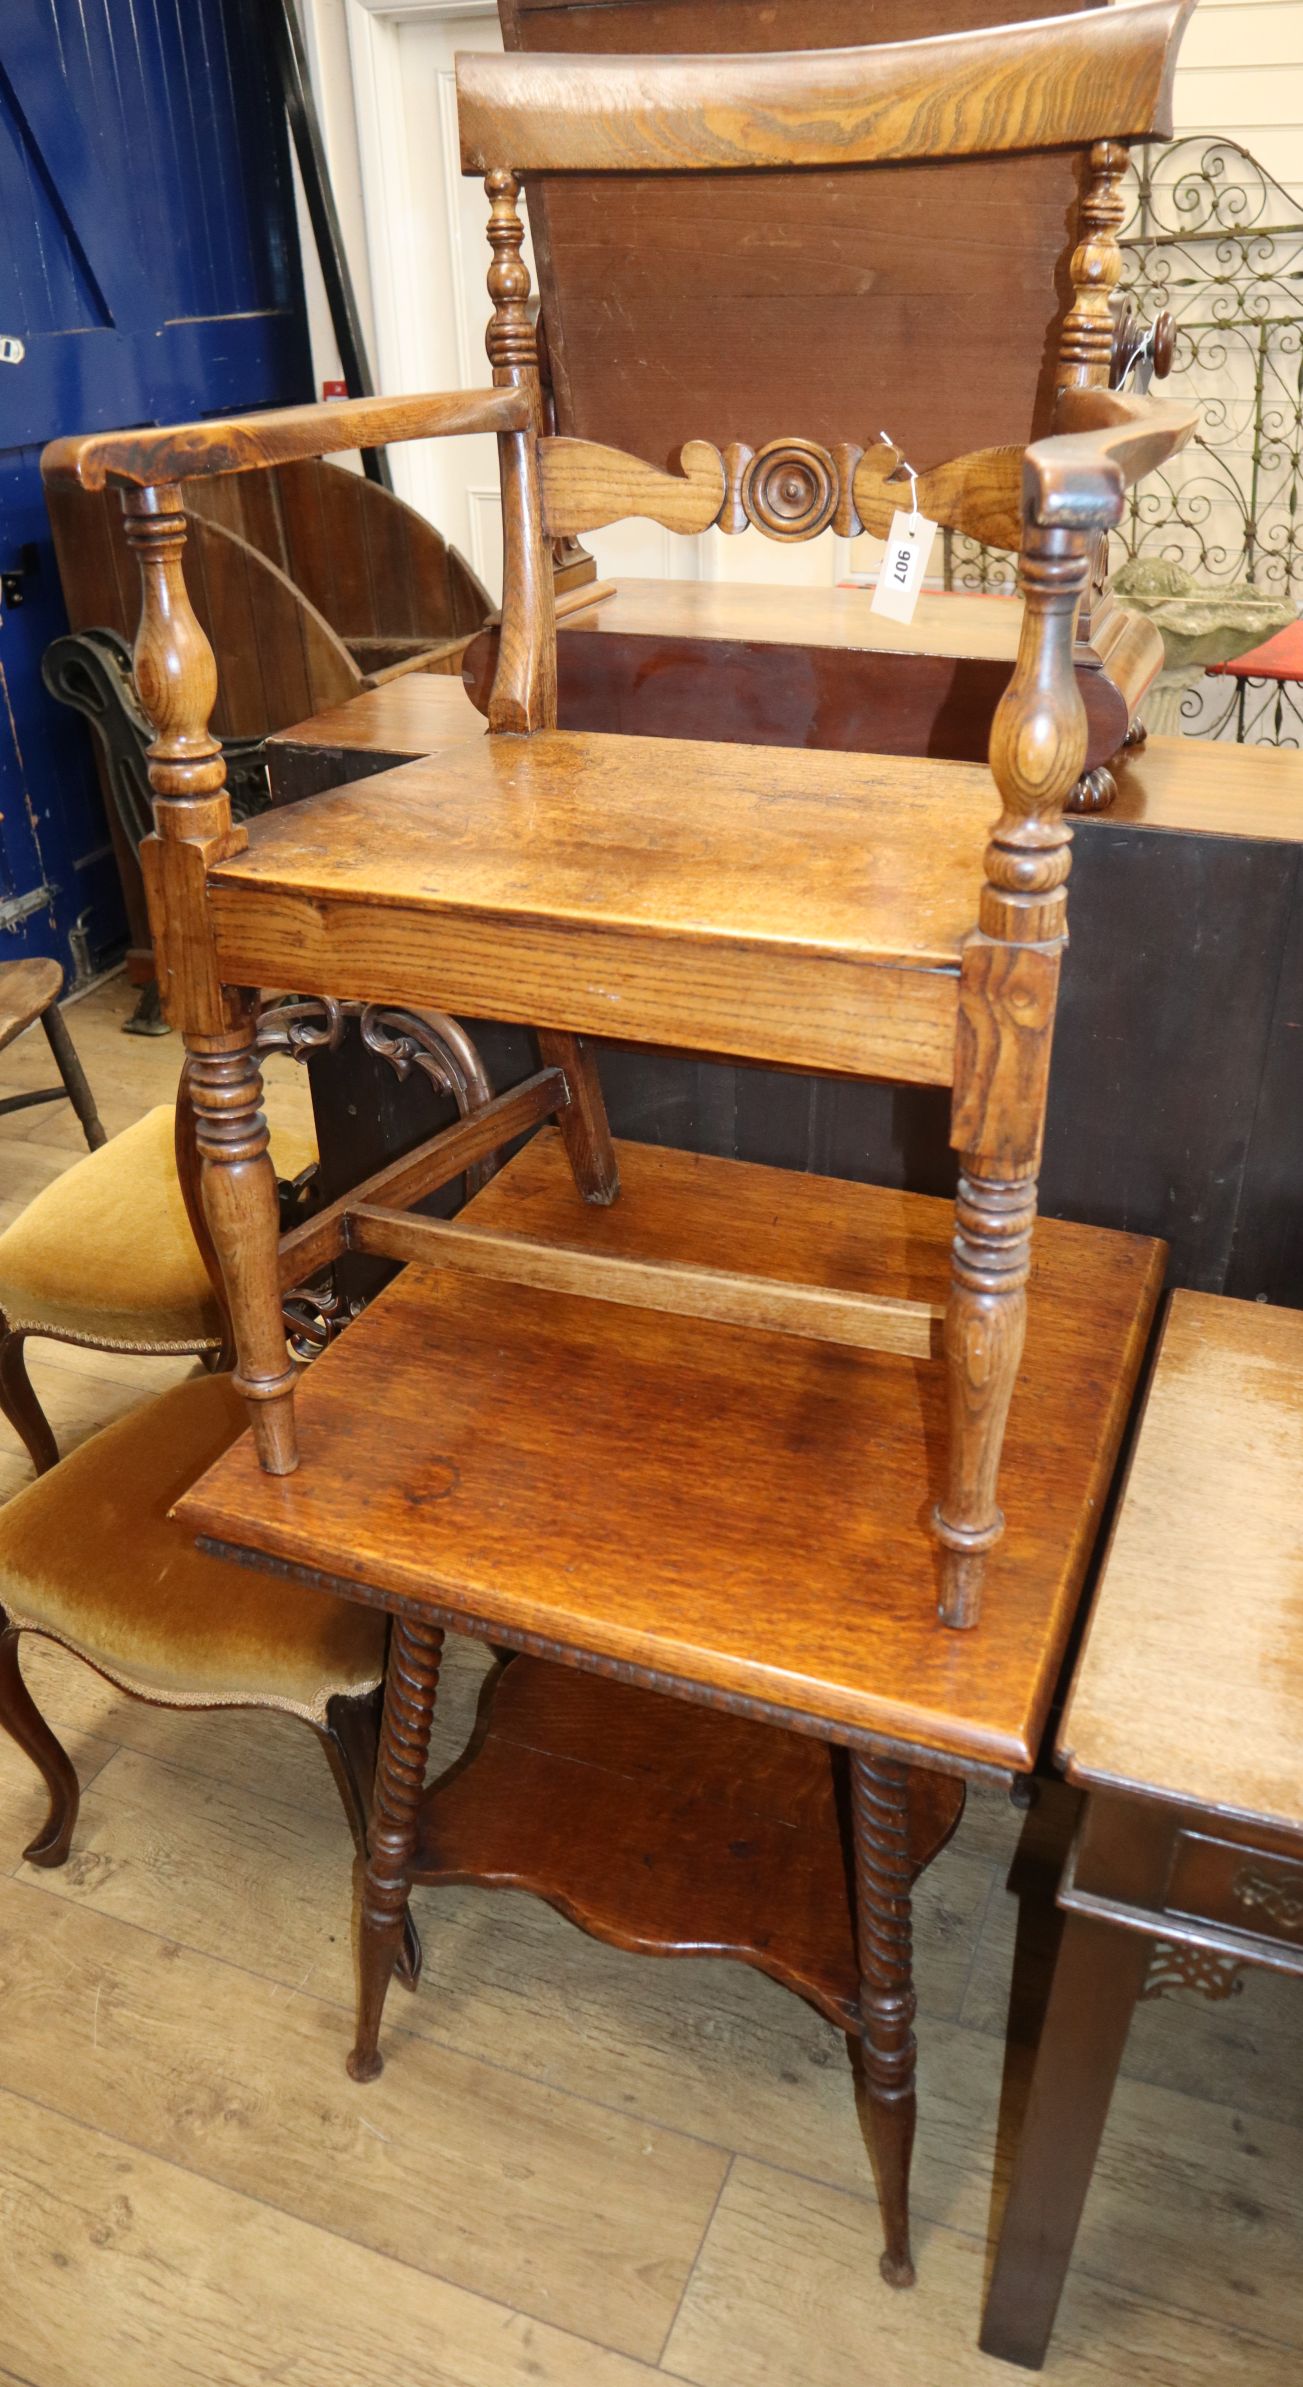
<box><xmin>41</xmin><ymin>0</ymin><xmax>1201</xmax><ymax>2294</ymax></box>
<box><xmin>40</xmin><ymin>0</ymin><xmax>1201</xmax><ymax>1629</ymax></box>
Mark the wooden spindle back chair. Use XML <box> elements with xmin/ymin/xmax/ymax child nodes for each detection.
<box><xmin>42</xmin><ymin>0</ymin><xmax>1199</xmax><ymax>1631</ymax></box>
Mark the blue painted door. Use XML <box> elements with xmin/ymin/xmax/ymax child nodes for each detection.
<box><xmin>0</xmin><ymin>0</ymin><xmax>311</xmax><ymax>976</ymax></box>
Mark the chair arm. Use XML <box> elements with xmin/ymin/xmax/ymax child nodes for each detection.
<box><xmin>1023</xmin><ymin>389</ymin><xmax>1199</xmax><ymax>535</ymax></box>
<box><xmin>41</xmin><ymin>387</ymin><xmax>531</xmax><ymax>493</ymax></box>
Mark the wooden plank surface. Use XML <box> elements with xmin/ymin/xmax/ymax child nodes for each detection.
<box><xmin>178</xmin><ymin>1132</ymin><xmax>1163</xmax><ymax>1771</ymax></box>
<box><xmin>211</xmin><ymin>729</ymin><xmax>987</xmax><ymax>1082</ymax></box>
<box><xmin>540</xmin><ymin>581</ymin><xmax>1034</xmax><ymax>662</ymax></box>
<box><xmin>264</xmin><ymin>677</ymin><xmax>1303</xmax><ymax>1305</ymax></box>
<box><xmin>219</xmin><ymin>726</ymin><xmax>989</xmax><ymax>966</ymax></box>
<box><xmin>1060</xmin><ymin>1290</ymin><xmax>1303</xmax><ymax>1828</ymax></box>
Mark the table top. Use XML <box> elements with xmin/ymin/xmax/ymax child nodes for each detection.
<box><xmin>558</xmin><ymin>579</ymin><xmax>1031</xmax><ymax>661</ymax></box>
<box><xmin>178</xmin><ymin>1133</ymin><xmax>1162</xmax><ymax>1776</ymax></box>
<box><xmin>1060</xmin><ymin>1290</ymin><xmax>1303</xmax><ymax>1832</ymax></box>
<box><xmin>267</xmin><ymin>585</ymin><xmax>1303</xmax><ymax>850</ymax></box>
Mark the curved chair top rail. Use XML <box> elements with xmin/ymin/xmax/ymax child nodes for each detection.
<box><xmin>456</xmin><ymin>0</ymin><xmax>1198</xmax><ymax>177</ymax></box>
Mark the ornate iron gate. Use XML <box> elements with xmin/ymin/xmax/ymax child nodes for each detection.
<box><xmin>945</xmin><ymin>137</ymin><xmax>1303</xmax><ymax>744</ymax></box>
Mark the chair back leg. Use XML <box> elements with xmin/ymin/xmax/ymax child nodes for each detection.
<box><xmin>0</xmin><ymin>1617</ymin><xmax>80</xmax><ymax>1865</ymax></box>
<box><xmin>39</xmin><ymin>1000</ymin><xmax>107</xmax><ymax>1151</ymax></box>
<box><xmin>0</xmin><ymin>1328</ymin><xmax>58</xmax><ymax>1476</ymax></box>
<box><xmin>535</xmin><ymin>1031</ymin><xmax>619</xmax><ymax>1205</ymax></box>
<box><xmin>317</xmin><ymin>1684</ymin><xmax>422</xmax><ymax>1991</ymax></box>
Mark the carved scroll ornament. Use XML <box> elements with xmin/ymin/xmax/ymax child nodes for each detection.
<box><xmin>539</xmin><ymin>432</ymin><xmax>1024</xmax><ymax>550</ymax></box>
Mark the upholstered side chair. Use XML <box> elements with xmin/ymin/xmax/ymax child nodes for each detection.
<box><xmin>0</xmin><ymin>1076</ymin><xmax>316</xmax><ymax>1477</ymax></box>
<box><xmin>0</xmin><ymin>1367</ymin><xmax>420</xmax><ymax>1984</ymax></box>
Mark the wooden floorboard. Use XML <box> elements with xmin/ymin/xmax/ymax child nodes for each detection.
<box><xmin>0</xmin><ymin>974</ymin><xmax>1297</xmax><ymax>2384</ymax></box>
<box><xmin>661</xmin><ymin>2159</ymin><xmax>1295</xmax><ymax>2387</ymax></box>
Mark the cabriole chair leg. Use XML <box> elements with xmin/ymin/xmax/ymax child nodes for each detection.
<box><xmin>0</xmin><ymin>1615</ymin><xmax>80</xmax><ymax>1865</ymax></box>
<box><xmin>0</xmin><ymin>1328</ymin><xmax>58</xmax><ymax>1476</ymax></box>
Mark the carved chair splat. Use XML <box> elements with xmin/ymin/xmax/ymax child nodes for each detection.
<box><xmin>41</xmin><ymin>1</ymin><xmax>1199</xmax><ymax>2296</ymax></box>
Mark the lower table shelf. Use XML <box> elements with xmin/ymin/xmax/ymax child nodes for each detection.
<box><xmin>412</xmin><ymin>1655</ymin><xmax>966</xmax><ymax>2030</ymax></box>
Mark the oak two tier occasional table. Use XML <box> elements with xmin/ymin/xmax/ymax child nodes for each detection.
<box><xmin>177</xmin><ymin>1127</ymin><xmax>1163</xmax><ymax>2289</ymax></box>
<box><xmin>981</xmin><ymin>1290</ymin><xmax>1303</xmax><ymax>2367</ymax></box>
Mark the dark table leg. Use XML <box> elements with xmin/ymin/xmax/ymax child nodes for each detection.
<box><xmin>850</xmin><ymin>1749</ymin><xmax>918</xmax><ymax>2289</ymax></box>
<box><xmin>980</xmin><ymin>1910</ymin><xmax>1152</xmax><ymax>2369</ymax></box>
<box><xmin>348</xmin><ymin>1615</ymin><xmax>444</xmax><ymax>2083</ymax></box>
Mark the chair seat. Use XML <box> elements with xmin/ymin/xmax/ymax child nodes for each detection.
<box><xmin>177</xmin><ymin>1132</ymin><xmax>1164</xmax><ymax>1772</ymax></box>
<box><xmin>0</xmin><ymin>1102</ymin><xmax>317</xmax><ymax>1348</ymax></box>
<box><xmin>0</xmin><ymin>1371</ymin><xmax>385</xmax><ymax>1720</ymax></box>
<box><xmin>0</xmin><ymin>958</ymin><xmax>63</xmax><ymax>1056</ymax></box>
<box><xmin>207</xmin><ymin>731</ymin><xmax>999</xmax><ymax>1084</ymax></box>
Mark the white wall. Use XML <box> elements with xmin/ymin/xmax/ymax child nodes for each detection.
<box><xmin>1173</xmin><ymin>0</ymin><xmax>1303</xmax><ymax>202</ymax></box>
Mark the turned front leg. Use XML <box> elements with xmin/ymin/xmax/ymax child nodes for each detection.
<box><xmin>933</xmin><ymin>1167</ymin><xmax>1036</xmax><ymax>1628</ymax></box>
<box><xmin>187</xmin><ymin>1016</ymin><xmax>298</xmax><ymax>1474</ymax></box>
<box><xmin>117</xmin><ymin>484</ymin><xmax>292</xmax><ymax>1471</ymax></box>
<box><xmin>935</xmin><ymin>515</ymin><xmax>1091</xmax><ymax>1627</ymax></box>
<box><xmin>850</xmin><ymin>1750</ymin><xmax>917</xmax><ymax>2289</ymax></box>
<box><xmin>349</xmin><ymin>1616</ymin><xmax>444</xmax><ymax>2083</ymax></box>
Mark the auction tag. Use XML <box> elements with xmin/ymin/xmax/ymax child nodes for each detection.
<box><xmin>870</xmin><ymin>509</ymin><xmax>938</xmax><ymax>625</ymax></box>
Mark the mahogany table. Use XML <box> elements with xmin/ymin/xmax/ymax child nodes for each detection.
<box><xmin>981</xmin><ymin>1289</ymin><xmax>1303</xmax><ymax>2368</ymax></box>
<box><xmin>459</xmin><ymin>581</ymin><xmax>1149</xmax><ymax>781</ymax></box>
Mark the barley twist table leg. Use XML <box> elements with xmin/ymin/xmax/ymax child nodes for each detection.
<box><xmin>348</xmin><ymin>1616</ymin><xmax>444</xmax><ymax>2083</ymax></box>
<box><xmin>851</xmin><ymin>1749</ymin><xmax>918</xmax><ymax>2288</ymax></box>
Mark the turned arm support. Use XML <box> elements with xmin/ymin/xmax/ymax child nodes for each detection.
<box><xmin>933</xmin><ymin>388</ymin><xmax>1199</xmax><ymax>1629</ymax></box>
<box><xmin>40</xmin><ymin>385</ymin><xmax>530</xmax><ymax>491</ymax></box>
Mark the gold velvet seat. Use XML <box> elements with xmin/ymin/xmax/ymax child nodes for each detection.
<box><xmin>0</xmin><ymin>1101</ymin><xmax>317</xmax><ymax>1475</ymax></box>
<box><xmin>0</xmin><ymin>1369</ymin><xmax>417</xmax><ymax>1978</ymax></box>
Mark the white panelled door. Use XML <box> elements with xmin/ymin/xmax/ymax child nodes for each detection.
<box><xmin>326</xmin><ymin>0</ymin><xmax>866</xmax><ymax>599</ymax></box>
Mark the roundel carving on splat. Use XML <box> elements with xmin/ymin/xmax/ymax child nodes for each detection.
<box><xmin>740</xmin><ymin>440</ymin><xmax>839</xmax><ymax>540</ymax></box>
